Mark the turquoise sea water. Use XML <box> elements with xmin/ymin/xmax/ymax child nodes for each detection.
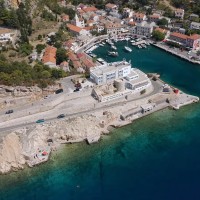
<box><xmin>0</xmin><ymin>43</ymin><xmax>200</xmax><ymax>200</ymax></box>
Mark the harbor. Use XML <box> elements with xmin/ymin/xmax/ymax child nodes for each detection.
<box><xmin>1</xmin><ymin>39</ymin><xmax>200</xmax><ymax>200</ymax></box>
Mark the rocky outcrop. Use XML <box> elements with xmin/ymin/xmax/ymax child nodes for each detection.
<box><xmin>0</xmin><ymin>133</ymin><xmax>26</xmax><ymax>174</ymax></box>
<box><xmin>0</xmin><ymin>85</ymin><xmax>42</xmax><ymax>97</ymax></box>
<box><xmin>0</xmin><ymin>84</ymin><xmax>61</xmax><ymax>109</ymax></box>
<box><xmin>0</xmin><ymin>112</ymin><xmax>118</xmax><ymax>174</ymax></box>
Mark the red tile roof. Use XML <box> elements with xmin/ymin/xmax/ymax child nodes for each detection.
<box><xmin>170</xmin><ymin>32</ymin><xmax>200</xmax><ymax>41</ymax></box>
<box><xmin>133</xmin><ymin>12</ymin><xmax>145</xmax><ymax>19</ymax></box>
<box><xmin>42</xmin><ymin>46</ymin><xmax>57</xmax><ymax>64</ymax></box>
<box><xmin>82</xmin><ymin>6</ymin><xmax>97</xmax><ymax>13</ymax></box>
<box><xmin>68</xmin><ymin>52</ymin><xmax>78</xmax><ymax>61</ymax></box>
<box><xmin>155</xmin><ymin>27</ymin><xmax>167</xmax><ymax>34</ymax></box>
<box><xmin>67</xmin><ymin>24</ymin><xmax>82</xmax><ymax>33</ymax></box>
<box><xmin>188</xmin><ymin>34</ymin><xmax>200</xmax><ymax>40</ymax></box>
<box><xmin>170</xmin><ymin>32</ymin><xmax>188</xmax><ymax>40</ymax></box>
<box><xmin>73</xmin><ymin>60</ymin><xmax>82</xmax><ymax>68</ymax></box>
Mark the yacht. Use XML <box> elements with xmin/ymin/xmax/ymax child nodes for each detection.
<box><xmin>108</xmin><ymin>51</ymin><xmax>119</xmax><ymax>57</ymax></box>
<box><xmin>141</xmin><ymin>44</ymin><xmax>147</xmax><ymax>48</ymax></box>
<box><xmin>124</xmin><ymin>46</ymin><xmax>132</xmax><ymax>52</ymax></box>
<box><xmin>99</xmin><ymin>43</ymin><xmax>104</xmax><ymax>47</ymax></box>
<box><xmin>97</xmin><ymin>58</ymin><xmax>106</xmax><ymax>63</ymax></box>
<box><xmin>111</xmin><ymin>45</ymin><xmax>117</xmax><ymax>50</ymax></box>
<box><xmin>106</xmin><ymin>39</ymin><xmax>114</xmax><ymax>45</ymax></box>
<box><xmin>131</xmin><ymin>42</ymin><xmax>136</xmax><ymax>46</ymax></box>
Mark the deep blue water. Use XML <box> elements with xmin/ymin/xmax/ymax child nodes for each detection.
<box><xmin>0</xmin><ymin>43</ymin><xmax>200</xmax><ymax>200</ymax></box>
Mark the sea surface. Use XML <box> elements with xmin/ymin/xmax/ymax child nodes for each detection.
<box><xmin>0</xmin><ymin>43</ymin><xmax>200</xmax><ymax>200</ymax></box>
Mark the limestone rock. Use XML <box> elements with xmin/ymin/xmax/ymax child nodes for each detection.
<box><xmin>0</xmin><ymin>133</ymin><xmax>25</xmax><ymax>174</ymax></box>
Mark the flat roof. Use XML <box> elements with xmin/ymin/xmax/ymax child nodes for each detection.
<box><xmin>91</xmin><ymin>61</ymin><xmax>131</xmax><ymax>76</ymax></box>
<box><xmin>126</xmin><ymin>68</ymin><xmax>149</xmax><ymax>85</ymax></box>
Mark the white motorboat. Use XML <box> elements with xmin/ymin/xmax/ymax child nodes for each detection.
<box><xmin>124</xmin><ymin>46</ymin><xmax>132</xmax><ymax>52</ymax></box>
<box><xmin>108</xmin><ymin>51</ymin><xmax>119</xmax><ymax>57</ymax></box>
<box><xmin>111</xmin><ymin>45</ymin><xmax>117</xmax><ymax>50</ymax></box>
<box><xmin>106</xmin><ymin>39</ymin><xmax>114</xmax><ymax>45</ymax></box>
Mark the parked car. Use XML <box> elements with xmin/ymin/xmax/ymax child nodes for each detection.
<box><xmin>36</xmin><ymin>119</ymin><xmax>45</xmax><ymax>123</ymax></box>
<box><xmin>57</xmin><ymin>114</ymin><xmax>65</xmax><ymax>119</ymax></box>
<box><xmin>73</xmin><ymin>88</ymin><xmax>79</xmax><ymax>92</ymax></box>
<box><xmin>5</xmin><ymin>110</ymin><xmax>13</xmax><ymax>114</ymax></box>
<box><xmin>55</xmin><ymin>89</ymin><xmax>63</xmax><ymax>94</ymax></box>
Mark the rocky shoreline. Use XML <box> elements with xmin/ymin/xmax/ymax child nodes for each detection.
<box><xmin>0</xmin><ymin>88</ymin><xmax>199</xmax><ymax>174</ymax></box>
<box><xmin>0</xmin><ymin>111</ymin><xmax>117</xmax><ymax>174</ymax></box>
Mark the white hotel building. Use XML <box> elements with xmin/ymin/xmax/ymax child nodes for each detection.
<box><xmin>90</xmin><ymin>61</ymin><xmax>152</xmax><ymax>102</ymax></box>
<box><xmin>90</xmin><ymin>61</ymin><xmax>131</xmax><ymax>85</ymax></box>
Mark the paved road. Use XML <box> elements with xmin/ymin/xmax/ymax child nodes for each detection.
<box><xmin>0</xmin><ymin>79</ymin><xmax>163</xmax><ymax>133</ymax></box>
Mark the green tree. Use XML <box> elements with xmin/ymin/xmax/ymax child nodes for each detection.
<box><xmin>36</xmin><ymin>44</ymin><xmax>46</xmax><ymax>54</ymax></box>
<box><xmin>16</xmin><ymin>3</ymin><xmax>32</xmax><ymax>43</ymax></box>
<box><xmin>41</xmin><ymin>70</ymin><xmax>51</xmax><ymax>79</ymax></box>
<box><xmin>51</xmin><ymin>68</ymin><xmax>66</xmax><ymax>79</ymax></box>
<box><xmin>11</xmin><ymin>70</ymin><xmax>24</xmax><ymax>85</ymax></box>
<box><xmin>18</xmin><ymin>43</ymin><xmax>33</xmax><ymax>56</ymax></box>
<box><xmin>63</xmin><ymin>8</ymin><xmax>76</xmax><ymax>20</ymax></box>
<box><xmin>152</xmin><ymin>30</ymin><xmax>165</xmax><ymax>41</ymax></box>
<box><xmin>157</xmin><ymin>18</ymin><xmax>168</xmax><ymax>26</ymax></box>
<box><xmin>56</xmin><ymin>48</ymin><xmax>68</xmax><ymax>65</ymax></box>
<box><xmin>38</xmin><ymin>34</ymin><xmax>42</xmax><ymax>40</ymax></box>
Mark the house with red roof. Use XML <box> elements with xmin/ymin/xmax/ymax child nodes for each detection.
<box><xmin>149</xmin><ymin>14</ymin><xmax>160</xmax><ymax>23</ymax></box>
<box><xmin>61</xmin><ymin>14</ymin><xmax>69</xmax><ymax>22</ymax></box>
<box><xmin>105</xmin><ymin>22</ymin><xmax>122</xmax><ymax>36</ymax></box>
<box><xmin>133</xmin><ymin>13</ymin><xmax>147</xmax><ymax>23</ymax></box>
<box><xmin>67</xmin><ymin>24</ymin><xmax>90</xmax><ymax>36</ymax></box>
<box><xmin>186</xmin><ymin>34</ymin><xmax>200</xmax><ymax>49</ymax></box>
<box><xmin>105</xmin><ymin>3</ymin><xmax>118</xmax><ymax>12</ymax></box>
<box><xmin>82</xmin><ymin>6</ymin><xmax>98</xmax><ymax>13</ymax></box>
<box><xmin>42</xmin><ymin>46</ymin><xmax>57</xmax><ymax>68</ymax></box>
<box><xmin>169</xmin><ymin>32</ymin><xmax>200</xmax><ymax>50</ymax></box>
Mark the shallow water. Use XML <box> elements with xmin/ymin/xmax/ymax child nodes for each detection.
<box><xmin>0</xmin><ymin>44</ymin><xmax>200</xmax><ymax>200</ymax></box>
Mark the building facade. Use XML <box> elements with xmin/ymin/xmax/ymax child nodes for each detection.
<box><xmin>190</xmin><ymin>22</ymin><xmax>200</xmax><ymax>30</ymax></box>
<box><xmin>175</xmin><ymin>9</ymin><xmax>184</xmax><ymax>19</ymax></box>
<box><xmin>90</xmin><ymin>61</ymin><xmax>131</xmax><ymax>85</ymax></box>
<box><xmin>135</xmin><ymin>21</ymin><xmax>155</xmax><ymax>37</ymax></box>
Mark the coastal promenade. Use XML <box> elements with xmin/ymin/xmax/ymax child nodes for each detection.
<box><xmin>0</xmin><ymin>76</ymin><xmax>199</xmax><ymax>174</ymax></box>
<box><xmin>151</xmin><ymin>42</ymin><xmax>200</xmax><ymax>64</ymax></box>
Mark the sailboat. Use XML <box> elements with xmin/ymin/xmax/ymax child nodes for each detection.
<box><xmin>124</xmin><ymin>39</ymin><xmax>132</xmax><ymax>52</ymax></box>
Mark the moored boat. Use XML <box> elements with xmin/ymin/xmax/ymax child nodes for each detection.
<box><xmin>111</xmin><ymin>45</ymin><xmax>117</xmax><ymax>50</ymax></box>
<box><xmin>108</xmin><ymin>51</ymin><xmax>119</xmax><ymax>57</ymax></box>
<box><xmin>124</xmin><ymin>46</ymin><xmax>132</xmax><ymax>52</ymax></box>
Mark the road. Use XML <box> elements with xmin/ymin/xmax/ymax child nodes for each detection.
<box><xmin>0</xmin><ymin>79</ymin><xmax>163</xmax><ymax>133</ymax></box>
